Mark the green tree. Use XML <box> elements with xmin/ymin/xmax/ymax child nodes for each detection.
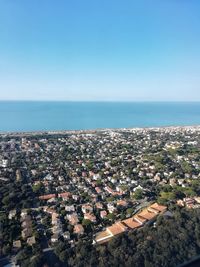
<box><xmin>134</xmin><ymin>189</ymin><xmax>143</xmax><ymax>200</ymax></box>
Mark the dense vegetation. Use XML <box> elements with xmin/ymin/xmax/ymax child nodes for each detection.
<box><xmin>63</xmin><ymin>207</ymin><xmax>200</xmax><ymax>267</ymax></box>
<box><xmin>20</xmin><ymin>206</ymin><xmax>200</xmax><ymax>267</ymax></box>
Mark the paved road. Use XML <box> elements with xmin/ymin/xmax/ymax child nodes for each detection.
<box><xmin>43</xmin><ymin>247</ymin><xmax>54</xmax><ymax>253</ymax></box>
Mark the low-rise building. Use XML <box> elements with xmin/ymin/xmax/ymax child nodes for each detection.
<box><xmin>74</xmin><ymin>224</ymin><xmax>84</xmax><ymax>235</ymax></box>
<box><xmin>94</xmin><ymin>203</ymin><xmax>167</xmax><ymax>244</ymax></box>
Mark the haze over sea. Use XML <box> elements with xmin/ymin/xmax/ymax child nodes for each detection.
<box><xmin>0</xmin><ymin>101</ymin><xmax>200</xmax><ymax>132</ymax></box>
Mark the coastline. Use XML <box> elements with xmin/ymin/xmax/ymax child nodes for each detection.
<box><xmin>1</xmin><ymin>125</ymin><xmax>200</xmax><ymax>137</ymax></box>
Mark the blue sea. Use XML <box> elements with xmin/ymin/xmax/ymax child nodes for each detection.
<box><xmin>0</xmin><ymin>101</ymin><xmax>200</xmax><ymax>132</ymax></box>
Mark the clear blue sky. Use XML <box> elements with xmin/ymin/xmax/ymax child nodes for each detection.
<box><xmin>0</xmin><ymin>0</ymin><xmax>200</xmax><ymax>101</ymax></box>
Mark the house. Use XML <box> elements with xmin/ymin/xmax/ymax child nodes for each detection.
<box><xmin>9</xmin><ymin>209</ymin><xmax>17</xmax><ymax>220</ymax></box>
<box><xmin>105</xmin><ymin>186</ymin><xmax>115</xmax><ymax>195</ymax></box>
<box><xmin>22</xmin><ymin>218</ymin><xmax>32</xmax><ymax>228</ymax></box>
<box><xmin>74</xmin><ymin>224</ymin><xmax>84</xmax><ymax>235</ymax></box>
<box><xmin>51</xmin><ymin>233</ymin><xmax>59</xmax><ymax>243</ymax></box>
<box><xmin>39</xmin><ymin>194</ymin><xmax>56</xmax><ymax>200</ymax></box>
<box><xmin>134</xmin><ymin>214</ymin><xmax>147</xmax><ymax>225</ymax></box>
<box><xmin>45</xmin><ymin>207</ymin><xmax>56</xmax><ymax>214</ymax></box>
<box><xmin>96</xmin><ymin>202</ymin><xmax>103</xmax><ymax>209</ymax></box>
<box><xmin>21</xmin><ymin>214</ymin><xmax>32</xmax><ymax>240</ymax></box>
<box><xmin>82</xmin><ymin>204</ymin><xmax>93</xmax><ymax>214</ymax></box>
<box><xmin>65</xmin><ymin>205</ymin><xmax>75</xmax><ymax>212</ymax></box>
<box><xmin>82</xmin><ymin>171</ymin><xmax>87</xmax><ymax>177</ymax></box>
<box><xmin>93</xmin><ymin>173</ymin><xmax>101</xmax><ymax>180</ymax></box>
<box><xmin>94</xmin><ymin>203</ymin><xmax>167</xmax><ymax>245</ymax></box>
<box><xmin>58</xmin><ymin>192</ymin><xmax>71</xmax><ymax>199</ymax></box>
<box><xmin>107</xmin><ymin>221</ymin><xmax>127</xmax><ymax>236</ymax></box>
<box><xmin>194</xmin><ymin>197</ymin><xmax>200</xmax><ymax>204</ymax></box>
<box><xmin>1</xmin><ymin>159</ymin><xmax>8</xmax><ymax>168</ymax></box>
<box><xmin>22</xmin><ymin>228</ymin><xmax>32</xmax><ymax>239</ymax></box>
<box><xmin>31</xmin><ymin>169</ymin><xmax>38</xmax><ymax>176</ymax></box>
<box><xmin>21</xmin><ymin>209</ymin><xmax>28</xmax><ymax>218</ymax></box>
<box><xmin>89</xmin><ymin>171</ymin><xmax>95</xmax><ymax>177</ymax></box>
<box><xmin>27</xmin><ymin>236</ymin><xmax>36</xmax><ymax>246</ymax></box>
<box><xmin>117</xmin><ymin>200</ymin><xmax>128</xmax><ymax>207</ymax></box>
<box><xmin>21</xmin><ymin>215</ymin><xmax>32</xmax><ymax>242</ymax></box>
<box><xmin>52</xmin><ymin>212</ymin><xmax>59</xmax><ymax>222</ymax></box>
<box><xmin>177</xmin><ymin>199</ymin><xmax>185</xmax><ymax>207</ymax></box>
<box><xmin>16</xmin><ymin>169</ymin><xmax>22</xmax><ymax>181</ymax></box>
<box><xmin>137</xmin><ymin>210</ymin><xmax>156</xmax><ymax>222</ymax></box>
<box><xmin>149</xmin><ymin>203</ymin><xmax>167</xmax><ymax>213</ymax></box>
<box><xmin>44</xmin><ymin>174</ymin><xmax>54</xmax><ymax>181</ymax></box>
<box><xmin>122</xmin><ymin>218</ymin><xmax>141</xmax><ymax>229</ymax></box>
<box><xmin>107</xmin><ymin>203</ymin><xmax>116</xmax><ymax>213</ymax></box>
<box><xmin>184</xmin><ymin>198</ymin><xmax>195</xmax><ymax>208</ymax></box>
<box><xmin>169</xmin><ymin>178</ymin><xmax>176</xmax><ymax>186</ymax></box>
<box><xmin>95</xmin><ymin>187</ymin><xmax>102</xmax><ymax>194</ymax></box>
<box><xmin>47</xmin><ymin>197</ymin><xmax>56</xmax><ymax>203</ymax></box>
<box><xmin>94</xmin><ymin>221</ymin><xmax>127</xmax><ymax>244</ymax></box>
<box><xmin>84</xmin><ymin>213</ymin><xmax>96</xmax><ymax>222</ymax></box>
<box><xmin>13</xmin><ymin>240</ymin><xmax>22</xmax><ymax>249</ymax></box>
<box><xmin>72</xmin><ymin>195</ymin><xmax>79</xmax><ymax>201</ymax></box>
<box><xmin>100</xmin><ymin>210</ymin><xmax>107</xmax><ymax>219</ymax></box>
<box><xmin>93</xmin><ymin>229</ymin><xmax>113</xmax><ymax>245</ymax></box>
<box><xmin>63</xmin><ymin>231</ymin><xmax>70</xmax><ymax>240</ymax></box>
<box><xmin>67</xmin><ymin>213</ymin><xmax>79</xmax><ymax>225</ymax></box>
<box><xmin>52</xmin><ymin>225</ymin><xmax>62</xmax><ymax>234</ymax></box>
<box><xmin>153</xmin><ymin>174</ymin><xmax>161</xmax><ymax>182</ymax></box>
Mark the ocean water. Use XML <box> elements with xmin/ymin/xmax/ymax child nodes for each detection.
<box><xmin>0</xmin><ymin>101</ymin><xmax>200</xmax><ymax>132</ymax></box>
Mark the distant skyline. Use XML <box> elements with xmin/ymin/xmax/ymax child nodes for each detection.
<box><xmin>0</xmin><ymin>1</ymin><xmax>200</xmax><ymax>101</ymax></box>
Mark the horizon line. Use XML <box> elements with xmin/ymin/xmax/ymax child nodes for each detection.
<box><xmin>0</xmin><ymin>99</ymin><xmax>200</xmax><ymax>103</ymax></box>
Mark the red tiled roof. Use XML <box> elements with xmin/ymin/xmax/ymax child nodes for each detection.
<box><xmin>122</xmin><ymin>218</ymin><xmax>141</xmax><ymax>229</ymax></box>
<box><xmin>138</xmin><ymin>210</ymin><xmax>157</xmax><ymax>221</ymax></box>
<box><xmin>58</xmin><ymin>192</ymin><xmax>71</xmax><ymax>198</ymax></box>
<box><xmin>149</xmin><ymin>203</ymin><xmax>167</xmax><ymax>213</ymax></box>
<box><xmin>39</xmin><ymin>194</ymin><xmax>56</xmax><ymax>200</ymax></box>
<box><xmin>95</xmin><ymin>203</ymin><xmax>167</xmax><ymax>244</ymax></box>
<box><xmin>107</xmin><ymin>221</ymin><xmax>127</xmax><ymax>235</ymax></box>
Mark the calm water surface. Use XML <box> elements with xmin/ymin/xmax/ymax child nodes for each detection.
<box><xmin>0</xmin><ymin>101</ymin><xmax>200</xmax><ymax>132</ymax></box>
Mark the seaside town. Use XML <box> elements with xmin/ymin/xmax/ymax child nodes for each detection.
<box><xmin>1</xmin><ymin>126</ymin><xmax>200</xmax><ymax>266</ymax></box>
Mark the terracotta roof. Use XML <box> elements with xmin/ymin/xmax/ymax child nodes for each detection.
<box><xmin>94</xmin><ymin>202</ymin><xmax>167</xmax><ymax>245</ymax></box>
<box><xmin>149</xmin><ymin>203</ymin><xmax>167</xmax><ymax>213</ymax></box>
<box><xmin>52</xmin><ymin>212</ymin><xmax>59</xmax><ymax>219</ymax></box>
<box><xmin>84</xmin><ymin>213</ymin><xmax>96</xmax><ymax>222</ymax></box>
<box><xmin>147</xmin><ymin>207</ymin><xmax>159</xmax><ymax>214</ymax></box>
<box><xmin>134</xmin><ymin>214</ymin><xmax>147</xmax><ymax>224</ymax></box>
<box><xmin>96</xmin><ymin>202</ymin><xmax>103</xmax><ymax>209</ymax></box>
<box><xmin>58</xmin><ymin>192</ymin><xmax>71</xmax><ymax>198</ymax></box>
<box><xmin>74</xmin><ymin>224</ymin><xmax>84</xmax><ymax>234</ymax></box>
<box><xmin>117</xmin><ymin>200</ymin><xmax>128</xmax><ymax>206</ymax></box>
<box><xmin>95</xmin><ymin>230</ymin><xmax>112</xmax><ymax>241</ymax></box>
<box><xmin>67</xmin><ymin>213</ymin><xmax>79</xmax><ymax>225</ymax></box>
<box><xmin>95</xmin><ymin>187</ymin><xmax>102</xmax><ymax>193</ymax></box>
<box><xmin>122</xmin><ymin>218</ymin><xmax>141</xmax><ymax>229</ymax></box>
<box><xmin>138</xmin><ymin>210</ymin><xmax>157</xmax><ymax>221</ymax></box>
<box><xmin>107</xmin><ymin>221</ymin><xmax>127</xmax><ymax>236</ymax></box>
<box><xmin>39</xmin><ymin>194</ymin><xmax>56</xmax><ymax>200</ymax></box>
<box><xmin>95</xmin><ymin>230</ymin><xmax>113</xmax><ymax>244</ymax></box>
